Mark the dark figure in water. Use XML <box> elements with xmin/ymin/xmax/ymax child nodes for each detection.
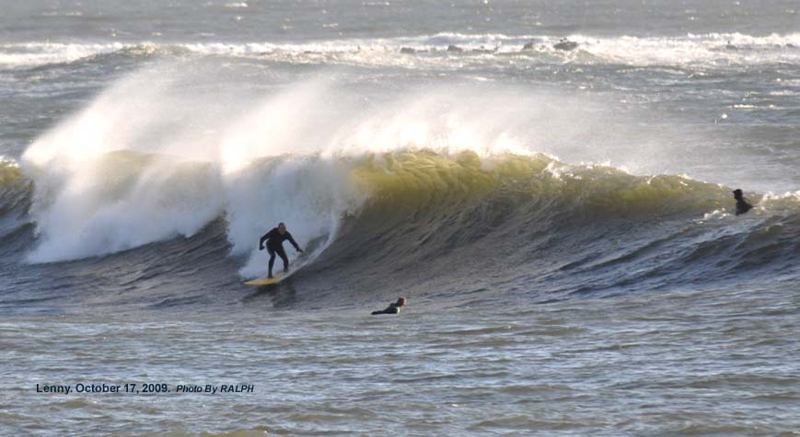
<box><xmin>371</xmin><ymin>297</ymin><xmax>407</xmax><ymax>315</ymax></box>
<box><xmin>733</xmin><ymin>189</ymin><xmax>753</xmax><ymax>216</ymax></box>
<box><xmin>259</xmin><ymin>222</ymin><xmax>303</xmax><ymax>279</ymax></box>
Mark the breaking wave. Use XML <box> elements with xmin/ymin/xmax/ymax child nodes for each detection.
<box><xmin>4</xmin><ymin>64</ymin><xmax>799</xmax><ymax>307</ymax></box>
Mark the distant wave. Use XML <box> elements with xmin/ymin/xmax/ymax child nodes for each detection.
<box><xmin>2</xmin><ymin>32</ymin><xmax>799</xmax><ymax>69</ymax></box>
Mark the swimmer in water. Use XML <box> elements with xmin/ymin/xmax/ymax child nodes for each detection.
<box><xmin>371</xmin><ymin>297</ymin><xmax>407</xmax><ymax>315</ymax></box>
<box><xmin>733</xmin><ymin>189</ymin><xmax>753</xmax><ymax>216</ymax></box>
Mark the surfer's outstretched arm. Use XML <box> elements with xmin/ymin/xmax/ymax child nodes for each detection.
<box><xmin>286</xmin><ymin>232</ymin><xmax>303</xmax><ymax>252</ymax></box>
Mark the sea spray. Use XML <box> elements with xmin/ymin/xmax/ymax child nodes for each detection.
<box><xmin>18</xmin><ymin>61</ymin><xmax>720</xmax><ymax>274</ymax></box>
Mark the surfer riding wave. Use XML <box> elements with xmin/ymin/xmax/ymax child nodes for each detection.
<box><xmin>259</xmin><ymin>222</ymin><xmax>303</xmax><ymax>279</ymax></box>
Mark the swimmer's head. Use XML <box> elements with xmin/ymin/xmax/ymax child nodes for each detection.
<box><xmin>278</xmin><ymin>222</ymin><xmax>286</xmax><ymax>234</ymax></box>
<box><xmin>733</xmin><ymin>189</ymin><xmax>743</xmax><ymax>199</ymax></box>
<box><xmin>395</xmin><ymin>297</ymin><xmax>407</xmax><ymax>307</ymax></box>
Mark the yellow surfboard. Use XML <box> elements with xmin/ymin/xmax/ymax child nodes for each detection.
<box><xmin>243</xmin><ymin>276</ymin><xmax>281</xmax><ymax>286</ymax></box>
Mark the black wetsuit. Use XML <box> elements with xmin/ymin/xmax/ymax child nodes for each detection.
<box><xmin>371</xmin><ymin>305</ymin><xmax>402</xmax><ymax>315</ymax></box>
<box><xmin>260</xmin><ymin>228</ymin><xmax>301</xmax><ymax>277</ymax></box>
<box><xmin>736</xmin><ymin>198</ymin><xmax>753</xmax><ymax>215</ymax></box>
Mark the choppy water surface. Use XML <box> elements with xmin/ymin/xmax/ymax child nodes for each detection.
<box><xmin>1</xmin><ymin>0</ymin><xmax>799</xmax><ymax>435</ymax></box>
<box><xmin>4</xmin><ymin>286</ymin><xmax>799</xmax><ymax>436</ymax></box>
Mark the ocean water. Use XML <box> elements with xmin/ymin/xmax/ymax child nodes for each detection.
<box><xmin>1</xmin><ymin>1</ymin><xmax>799</xmax><ymax>436</ymax></box>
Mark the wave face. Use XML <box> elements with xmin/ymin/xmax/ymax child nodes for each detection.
<box><xmin>320</xmin><ymin>151</ymin><xmax>800</xmax><ymax>302</ymax></box>
<box><xmin>0</xmin><ymin>160</ymin><xmax>33</xmax><ymax>255</ymax></box>
<box><xmin>4</xmin><ymin>144</ymin><xmax>800</xmax><ymax>309</ymax></box>
<box><xmin>15</xmin><ymin>63</ymin><xmax>579</xmax><ymax>269</ymax></box>
<box><xmin>2</xmin><ymin>60</ymin><xmax>798</xmax><ymax>311</ymax></box>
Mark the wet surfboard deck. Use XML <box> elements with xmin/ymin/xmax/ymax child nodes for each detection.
<box><xmin>243</xmin><ymin>276</ymin><xmax>281</xmax><ymax>286</ymax></box>
<box><xmin>243</xmin><ymin>257</ymin><xmax>311</xmax><ymax>287</ymax></box>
